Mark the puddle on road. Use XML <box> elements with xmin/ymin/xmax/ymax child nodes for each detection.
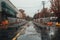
<box><xmin>17</xmin><ymin>22</ymin><xmax>41</xmax><ymax>40</ymax></box>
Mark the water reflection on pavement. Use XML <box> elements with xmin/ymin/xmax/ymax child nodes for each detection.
<box><xmin>17</xmin><ymin>21</ymin><xmax>41</xmax><ymax>40</ymax></box>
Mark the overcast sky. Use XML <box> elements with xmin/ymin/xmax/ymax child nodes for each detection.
<box><xmin>10</xmin><ymin>0</ymin><xmax>50</xmax><ymax>17</ymax></box>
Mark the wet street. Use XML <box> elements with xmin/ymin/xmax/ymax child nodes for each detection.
<box><xmin>17</xmin><ymin>21</ymin><xmax>41</xmax><ymax>40</ymax></box>
<box><xmin>0</xmin><ymin>0</ymin><xmax>59</xmax><ymax>40</ymax></box>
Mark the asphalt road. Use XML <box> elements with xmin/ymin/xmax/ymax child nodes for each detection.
<box><xmin>17</xmin><ymin>21</ymin><xmax>41</xmax><ymax>40</ymax></box>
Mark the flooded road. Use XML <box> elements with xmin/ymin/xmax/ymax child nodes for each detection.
<box><xmin>17</xmin><ymin>21</ymin><xmax>41</xmax><ymax>40</ymax></box>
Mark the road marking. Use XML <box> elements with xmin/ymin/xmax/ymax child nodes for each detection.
<box><xmin>12</xmin><ymin>22</ymin><xmax>28</xmax><ymax>40</ymax></box>
<box><xmin>12</xmin><ymin>29</ymin><xmax>25</xmax><ymax>40</ymax></box>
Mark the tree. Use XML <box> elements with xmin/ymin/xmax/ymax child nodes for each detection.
<box><xmin>26</xmin><ymin>16</ymin><xmax>33</xmax><ymax>21</ymax></box>
<box><xmin>50</xmin><ymin>0</ymin><xmax>60</xmax><ymax>40</ymax></box>
<box><xmin>40</xmin><ymin>8</ymin><xmax>50</xmax><ymax>18</ymax></box>
<box><xmin>33</xmin><ymin>8</ymin><xmax>50</xmax><ymax>19</ymax></box>
<box><xmin>50</xmin><ymin>0</ymin><xmax>60</xmax><ymax>17</ymax></box>
<box><xmin>33</xmin><ymin>13</ymin><xmax>40</xmax><ymax>19</ymax></box>
<box><xmin>19</xmin><ymin>9</ymin><xmax>26</xmax><ymax>19</ymax></box>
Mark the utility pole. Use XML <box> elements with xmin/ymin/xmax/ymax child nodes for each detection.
<box><xmin>42</xmin><ymin>1</ymin><xmax>45</xmax><ymax>10</ymax></box>
<box><xmin>42</xmin><ymin>1</ymin><xmax>45</xmax><ymax>18</ymax></box>
<box><xmin>37</xmin><ymin>10</ymin><xmax>40</xmax><ymax>18</ymax></box>
<box><xmin>37</xmin><ymin>10</ymin><xmax>39</xmax><ymax>13</ymax></box>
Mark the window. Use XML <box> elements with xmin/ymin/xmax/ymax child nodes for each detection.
<box><xmin>1</xmin><ymin>2</ymin><xmax>16</xmax><ymax>17</ymax></box>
